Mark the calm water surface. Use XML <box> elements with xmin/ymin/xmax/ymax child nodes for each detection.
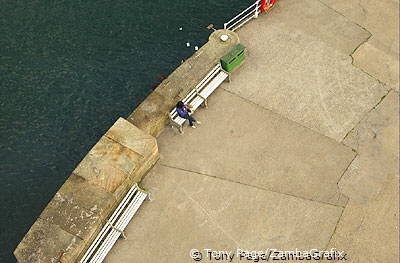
<box><xmin>0</xmin><ymin>0</ymin><xmax>253</xmax><ymax>261</ymax></box>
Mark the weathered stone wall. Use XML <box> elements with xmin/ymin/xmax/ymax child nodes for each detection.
<box><xmin>14</xmin><ymin>118</ymin><xmax>159</xmax><ymax>263</ymax></box>
<box><xmin>128</xmin><ymin>29</ymin><xmax>240</xmax><ymax>137</ymax></box>
<box><xmin>14</xmin><ymin>29</ymin><xmax>239</xmax><ymax>262</ymax></box>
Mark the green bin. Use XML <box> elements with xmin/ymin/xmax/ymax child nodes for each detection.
<box><xmin>220</xmin><ymin>44</ymin><xmax>246</xmax><ymax>72</ymax></box>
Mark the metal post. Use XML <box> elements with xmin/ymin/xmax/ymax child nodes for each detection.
<box><xmin>254</xmin><ymin>1</ymin><xmax>259</xmax><ymax>18</ymax></box>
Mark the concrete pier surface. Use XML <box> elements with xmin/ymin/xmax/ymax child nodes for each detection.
<box><xmin>106</xmin><ymin>0</ymin><xmax>399</xmax><ymax>262</ymax></box>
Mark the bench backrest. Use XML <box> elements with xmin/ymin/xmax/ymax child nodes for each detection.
<box><xmin>193</xmin><ymin>64</ymin><xmax>222</xmax><ymax>93</ymax></box>
<box><xmin>169</xmin><ymin>63</ymin><xmax>223</xmax><ymax>119</ymax></box>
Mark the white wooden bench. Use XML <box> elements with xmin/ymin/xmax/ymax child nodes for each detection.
<box><xmin>80</xmin><ymin>184</ymin><xmax>148</xmax><ymax>263</ymax></box>
<box><xmin>169</xmin><ymin>63</ymin><xmax>230</xmax><ymax>133</ymax></box>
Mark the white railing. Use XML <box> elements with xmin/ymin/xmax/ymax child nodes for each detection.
<box><xmin>224</xmin><ymin>0</ymin><xmax>261</xmax><ymax>31</ymax></box>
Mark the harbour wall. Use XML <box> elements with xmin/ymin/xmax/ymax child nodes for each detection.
<box><xmin>14</xmin><ymin>29</ymin><xmax>240</xmax><ymax>262</ymax></box>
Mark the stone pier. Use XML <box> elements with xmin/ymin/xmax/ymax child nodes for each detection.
<box><xmin>15</xmin><ymin>0</ymin><xmax>399</xmax><ymax>262</ymax></box>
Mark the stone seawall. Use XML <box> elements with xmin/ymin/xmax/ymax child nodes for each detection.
<box><xmin>14</xmin><ymin>118</ymin><xmax>159</xmax><ymax>262</ymax></box>
<box><xmin>14</xmin><ymin>29</ymin><xmax>240</xmax><ymax>262</ymax></box>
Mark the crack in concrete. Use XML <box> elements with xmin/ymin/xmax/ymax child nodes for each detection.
<box><xmin>342</xmin><ymin>89</ymin><xmax>392</xmax><ymax>143</ymax></box>
<box><xmin>159</xmin><ymin>163</ymin><xmax>347</xmax><ymax>209</ymax></box>
<box><xmin>180</xmin><ymin>187</ymin><xmax>241</xmax><ymax>247</ymax></box>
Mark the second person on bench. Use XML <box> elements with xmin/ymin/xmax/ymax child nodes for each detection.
<box><xmin>176</xmin><ymin>101</ymin><xmax>201</xmax><ymax>129</ymax></box>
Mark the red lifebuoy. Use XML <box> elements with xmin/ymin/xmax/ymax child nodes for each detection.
<box><xmin>260</xmin><ymin>0</ymin><xmax>267</xmax><ymax>12</ymax></box>
<box><xmin>260</xmin><ymin>0</ymin><xmax>276</xmax><ymax>13</ymax></box>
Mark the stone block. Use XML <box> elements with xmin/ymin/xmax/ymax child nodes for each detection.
<box><xmin>113</xmin><ymin>149</ymin><xmax>159</xmax><ymax>202</ymax></box>
<box><xmin>157</xmin><ymin>65</ymin><xmax>193</xmax><ymax>100</ymax></box>
<box><xmin>105</xmin><ymin>117</ymin><xmax>158</xmax><ymax>158</ymax></box>
<box><xmin>127</xmin><ymin>91</ymin><xmax>172</xmax><ymax>137</ymax></box>
<box><xmin>15</xmin><ymin>119</ymin><xmax>160</xmax><ymax>262</ymax></box>
<box><xmin>131</xmin><ymin>147</ymin><xmax>160</xmax><ymax>184</ymax></box>
<box><xmin>73</xmin><ymin>136</ymin><xmax>143</xmax><ymax>193</ymax></box>
<box><xmin>39</xmin><ymin>174</ymin><xmax>115</xmax><ymax>240</ymax></box>
<box><xmin>14</xmin><ymin>218</ymin><xmax>84</xmax><ymax>263</ymax></box>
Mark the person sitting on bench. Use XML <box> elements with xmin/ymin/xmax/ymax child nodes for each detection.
<box><xmin>175</xmin><ymin>101</ymin><xmax>201</xmax><ymax>128</ymax></box>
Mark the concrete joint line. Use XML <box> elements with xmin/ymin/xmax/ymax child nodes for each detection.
<box><xmin>350</xmin><ymin>33</ymin><xmax>372</xmax><ymax>60</ymax></box>
<box><xmin>350</xmin><ymin>50</ymin><xmax>390</xmax><ymax>87</ymax></box>
<box><xmin>316</xmin><ymin>0</ymin><xmax>374</xmax><ymax>38</ymax></box>
<box><xmin>104</xmin><ymin>134</ymin><xmax>145</xmax><ymax>159</ymax></box>
<box><xmin>160</xmin><ymin>163</ymin><xmax>347</xmax><ymax>209</ymax></box>
<box><xmin>334</xmin><ymin>152</ymin><xmax>358</xmax><ymax>207</ymax></box>
<box><xmin>324</xmin><ymin>205</ymin><xmax>345</xmax><ymax>251</ymax></box>
<box><xmin>38</xmin><ymin>215</ymin><xmax>85</xmax><ymax>242</ymax></box>
<box><xmin>316</xmin><ymin>0</ymin><xmax>394</xmax><ymax>88</ymax></box>
<box><xmin>348</xmin><ymin>33</ymin><xmax>393</xmax><ymax>87</ymax></box>
<box><xmin>342</xmin><ymin>89</ymin><xmax>392</xmax><ymax>143</ymax></box>
<box><xmin>221</xmin><ymin>88</ymin><xmax>355</xmax><ymax>148</ymax></box>
<box><xmin>314</xmin><ymin>0</ymin><xmax>391</xmax><ymax>88</ymax></box>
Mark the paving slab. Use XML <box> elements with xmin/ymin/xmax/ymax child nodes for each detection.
<box><xmin>228</xmin><ymin>0</ymin><xmax>388</xmax><ymax>141</ymax></box>
<box><xmin>326</xmin><ymin>91</ymin><xmax>399</xmax><ymax>262</ymax></box>
<box><xmin>320</xmin><ymin>0</ymin><xmax>399</xmax><ymax>91</ymax></box>
<box><xmin>157</xmin><ymin>89</ymin><xmax>355</xmax><ymax>207</ymax></box>
<box><xmin>105</xmin><ymin>164</ymin><xmax>343</xmax><ymax>263</ymax></box>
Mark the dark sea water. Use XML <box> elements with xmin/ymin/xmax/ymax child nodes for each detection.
<box><xmin>0</xmin><ymin>0</ymin><xmax>254</xmax><ymax>261</ymax></box>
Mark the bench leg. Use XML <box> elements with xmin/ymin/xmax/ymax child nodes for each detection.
<box><xmin>107</xmin><ymin>220</ymin><xmax>128</xmax><ymax>240</ymax></box>
<box><xmin>171</xmin><ymin>120</ymin><xmax>183</xmax><ymax>134</ymax></box>
<box><xmin>179</xmin><ymin>125</ymin><xmax>183</xmax><ymax>134</ymax></box>
<box><xmin>204</xmin><ymin>98</ymin><xmax>208</xmax><ymax>108</ymax></box>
